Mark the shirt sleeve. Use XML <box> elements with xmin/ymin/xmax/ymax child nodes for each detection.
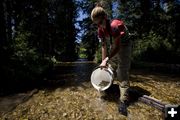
<box><xmin>118</xmin><ymin>24</ymin><xmax>125</xmax><ymax>37</ymax></box>
<box><xmin>111</xmin><ymin>20</ymin><xmax>125</xmax><ymax>38</ymax></box>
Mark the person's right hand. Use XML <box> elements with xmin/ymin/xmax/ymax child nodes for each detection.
<box><xmin>100</xmin><ymin>57</ymin><xmax>109</xmax><ymax>67</ymax></box>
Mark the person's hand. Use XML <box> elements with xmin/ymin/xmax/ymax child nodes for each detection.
<box><xmin>100</xmin><ymin>57</ymin><xmax>109</xmax><ymax>67</ymax></box>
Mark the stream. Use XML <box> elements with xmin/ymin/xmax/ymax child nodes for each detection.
<box><xmin>0</xmin><ymin>59</ymin><xmax>180</xmax><ymax>120</ymax></box>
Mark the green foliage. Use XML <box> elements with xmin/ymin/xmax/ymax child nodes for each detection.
<box><xmin>6</xmin><ymin>30</ymin><xmax>53</xmax><ymax>82</ymax></box>
<box><xmin>117</xmin><ymin>1</ymin><xmax>180</xmax><ymax>63</ymax></box>
<box><xmin>132</xmin><ymin>30</ymin><xmax>179</xmax><ymax>63</ymax></box>
<box><xmin>79</xmin><ymin>47</ymin><xmax>87</xmax><ymax>59</ymax></box>
<box><xmin>13</xmin><ymin>32</ymin><xmax>38</xmax><ymax>62</ymax></box>
<box><xmin>133</xmin><ymin>31</ymin><xmax>165</xmax><ymax>57</ymax></box>
<box><xmin>94</xmin><ymin>45</ymin><xmax>102</xmax><ymax>63</ymax></box>
<box><xmin>0</xmin><ymin>0</ymin><xmax>79</xmax><ymax>88</ymax></box>
<box><xmin>0</xmin><ymin>0</ymin><xmax>180</xmax><ymax>92</ymax></box>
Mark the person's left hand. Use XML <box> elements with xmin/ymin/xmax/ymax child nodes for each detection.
<box><xmin>100</xmin><ymin>57</ymin><xmax>109</xmax><ymax>67</ymax></box>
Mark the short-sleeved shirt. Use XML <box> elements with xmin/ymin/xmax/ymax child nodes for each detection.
<box><xmin>98</xmin><ymin>19</ymin><xmax>128</xmax><ymax>44</ymax></box>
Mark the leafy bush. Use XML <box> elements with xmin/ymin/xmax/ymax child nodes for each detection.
<box><xmin>132</xmin><ymin>30</ymin><xmax>178</xmax><ymax>63</ymax></box>
<box><xmin>79</xmin><ymin>47</ymin><xmax>87</xmax><ymax>59</ymax></box>
<box><xmin>7</xmin><ymin>31</ymin><xmax>53</xmax><ymax>82</ymax></box>
<box><xmin>94</xmin><ymin>45</ymin><xmax>102</xmax><ymax>63</ymax></box>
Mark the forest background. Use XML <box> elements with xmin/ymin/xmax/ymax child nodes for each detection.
<box><xmin>0</xmin><ymin>0</ymin><xmax>179</xmax><ymax>94</ymax></box>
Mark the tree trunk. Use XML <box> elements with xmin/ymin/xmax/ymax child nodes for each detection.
<box><xmin>0</xmin><ymin>0</ymin><xmax>7</xmax><ymax>47</ymax></box>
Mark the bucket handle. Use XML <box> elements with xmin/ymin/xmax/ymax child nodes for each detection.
<box><xmin>92</xmin><ymin>66</ymin><xmax>107</xmax><ymax>70</ymax></box>
<box><xmin>92</xmin><ymin>65</ymin><xmax>113</xmax><ymax>76</ymax></box>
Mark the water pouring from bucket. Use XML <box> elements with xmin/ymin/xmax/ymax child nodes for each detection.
<box><xmin>91</xmin><ymin>66</ymin><xmax>114</xmax><ymax>92</ymax></box>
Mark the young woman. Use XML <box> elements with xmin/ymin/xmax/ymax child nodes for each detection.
<box><xmin>91</xmin><ymin>5</ymin><xmax>132</xmax><ymax>116</ymax></box>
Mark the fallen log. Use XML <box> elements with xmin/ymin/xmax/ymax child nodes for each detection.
<box><xmin>138</xmin><ymin>95</ymin><xmax>165</xmax><ymax>112</ymax></box>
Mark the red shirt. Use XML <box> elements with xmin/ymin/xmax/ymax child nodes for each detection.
<box><xmin>98</xmin><ymin>19</ymin><xmax>127</xmax><ymax>44</ymax></box>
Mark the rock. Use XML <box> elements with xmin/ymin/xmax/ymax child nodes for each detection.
<box><xmin>107</xmin><ymin>115</ymin><xmax>113</xmax><ymax>119</ymax></box>
<box><xmin>63</xmin><ymin>113</ymin><xmax>68</xmax><ymax>117</ymax></box>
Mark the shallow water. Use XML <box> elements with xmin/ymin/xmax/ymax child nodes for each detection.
<box><xmin>1</xmin><ymin>60</ymin><xmax>180</xmax><ymax>120</ymax></box>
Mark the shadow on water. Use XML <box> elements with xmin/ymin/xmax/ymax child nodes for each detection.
<box><xmin>0</xmin><ymin>59</ymin><xmax>97</xmax><ymax>115</ymax></box>
<box><xmin>1</xmin><ymin>59</ymin><xmax>179</xmax><ymax>97</ymax></box>
<box><xmin>42</xmin><ymin>59</ymin><xmax>97</xmax><ymax>91</ymax></box>
<box><xmin>0</xmin><ymin>59</ymin><xmax>97</xmax><ymax>97</ymax></box>
<box><xmin>2</xmin><ymin>58</ymin><xmax>179</xmax><ymax>97</ymax></box>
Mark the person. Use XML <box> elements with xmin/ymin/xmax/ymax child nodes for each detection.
<box><xmin>91</xmin><ymin>5</ymin><xmax>132</xmax><ymax>116</ymax></box>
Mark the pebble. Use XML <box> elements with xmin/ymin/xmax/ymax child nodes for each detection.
<box><xmin>63</xmin><ymin>113</ymin><xmax>68</xmax><ymax>117</ymax></box>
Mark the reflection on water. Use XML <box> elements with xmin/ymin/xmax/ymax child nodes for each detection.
<box><xmin>53</xmin><ymin>60</ymin><xmax>96</xmax><ymax>82</ymax></box>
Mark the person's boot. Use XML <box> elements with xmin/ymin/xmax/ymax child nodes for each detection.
<box><xmin>118</xmin><ymin>86</ymin><xmax>129</xmax><ymax>116</ymax></box>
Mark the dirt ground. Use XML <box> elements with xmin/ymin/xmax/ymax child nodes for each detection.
<box><xmin>0</xmin><ymin>63</ymin><xmax>180</xmax><ymax>120</ymax></box>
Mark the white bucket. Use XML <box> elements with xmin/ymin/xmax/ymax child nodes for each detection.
<box><xmin>91</xmin><ymin>66</ymin><xmax>114</xmax><ymax>91</ymax></box>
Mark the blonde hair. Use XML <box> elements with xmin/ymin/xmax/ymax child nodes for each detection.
<box><xmin>91</xmin><ymin>6</ymin><xmax>107</xmax><ymax>21</ymax></box>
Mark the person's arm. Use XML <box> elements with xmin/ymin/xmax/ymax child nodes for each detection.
<box><xmin>109</xmin><ymin>36</ymin><xmax>121</xmax><ymax>59</ymax></box>
<box><xmin>100</xmin><ymin>36</ymin><xmax>121</xmax><ymax>66</ymax></box>
<box><xmin>100</xmin><ymin>38</ymin><xmax>109</xmax><ymax>66</ymax></box>
<box><xmin>101</xmin><ymin>38</ymin><xmax>107</xmax><ymax>61</ymax></box>
<box><xmin>98</xmin><ymin>28</ymin><xmax>107</xmax><ymax>61</ymax></box>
